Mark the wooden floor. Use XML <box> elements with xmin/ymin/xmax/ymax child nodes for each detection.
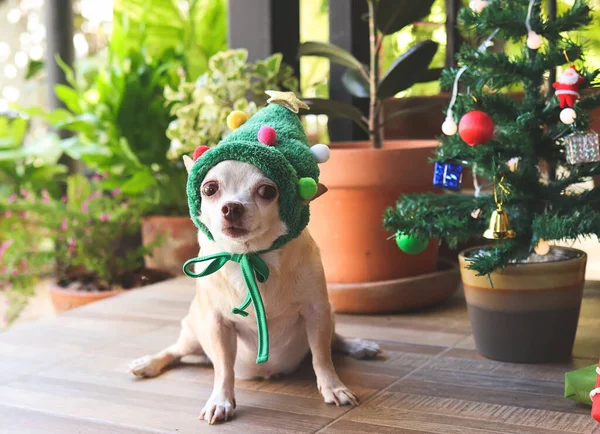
<box><xmin>1</xmin><ymin>277</ymin><xmax>599</xmax><ymax>433</ymax></box>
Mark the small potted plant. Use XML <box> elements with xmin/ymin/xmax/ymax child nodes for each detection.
<box><xmin>298</xmin><ymin>0</ymin><xmax>453</xmax><ymax>313</ymax></box>
<box><xmin>0</xmin><ymin>174</ymin><xmax>170</xmax><ymax>317</ymax></box>
<box><xmin>385</xmin><ymin>0</ymin><xmax>600</xmax><ymax>362</ymax></box>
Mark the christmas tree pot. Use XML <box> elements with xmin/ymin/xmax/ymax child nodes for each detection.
<box><xmin>308</xmin><ymin>140</ymin><xmax>440</xmax><ymax>312</ymax></box>
<box><xmin>141</xmin><ymin>216</ymin><xmax>199</xmax><ymax>275</ymax></box>
<box><xmin>459</xmin><ymin>246</ymin><xmax>587</xmax><ymax>363</ymax></box>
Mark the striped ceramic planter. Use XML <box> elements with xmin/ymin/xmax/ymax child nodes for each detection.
<box><xmin>459</xmin><ymin>246</ymin><xmax>587</xmax><ymax>363</ymax></box>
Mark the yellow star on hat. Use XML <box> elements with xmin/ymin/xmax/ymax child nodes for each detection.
<box><xmin>265</xmin><ymin>90</ymin><xmax>310</xmax><ymax>114</ymax></box>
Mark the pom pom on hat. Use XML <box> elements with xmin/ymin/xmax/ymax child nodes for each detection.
<box><xmin>227</xmin><ymin>111</ymin><xmax>248</xmax><ymax>130</ymax></box>
<box><xmin>258</xmin><ymin>126</ymin><xmax>277</xmax><ymax>146</ymax></box>
<box><xmin>192</xmin><ymin>145</ymin><xmax>210</xmax><ymax>161</ymax></box>
<box><xmin>310</xmin><ymin>144</ymin><xmax>331</xmax><ymax>163</ymax></box>
<box><xmin>298</xmin><ymin>177</ymin><xmax>318</xmax><ymax>200</ymax></box>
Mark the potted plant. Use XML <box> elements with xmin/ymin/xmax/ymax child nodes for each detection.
<box><xmin>13</xmin><ymin>1</ymin><xmax>228</xmax><ymax>276</ymax></box>
<box><xmin>0</xmin><ymin>174</ymin><xmax>170</xmax><ymax>318</ymax></box>
<box><xmin>298</xmin><ymin>0</ymin><xmax>455</xmax><ymax>313</ymax></box>
<box><xmin>384</xmin><ymin>0</ymin><xmax>600</xmax><ymax>362</ymax></box>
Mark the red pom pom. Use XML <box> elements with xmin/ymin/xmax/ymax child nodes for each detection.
<box><xmin>192</xmin><ymin>145</ymin><xmax>210</xmax><ymax>161</ymax></box>
<box><xmin>458</xmin><ymin>111</ymin><xmax>494</xmax><ymax>146</ymax></box>
<box><xmin>258</xmin><ymin>126</ymin><xmax>277</xmax><ymax>146</ymax></box>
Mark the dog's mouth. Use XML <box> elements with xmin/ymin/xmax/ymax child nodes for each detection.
<box><xmin>222</xmin><ymin>226</ymin><xmax>250</xmax><ymax>238</ymax></box>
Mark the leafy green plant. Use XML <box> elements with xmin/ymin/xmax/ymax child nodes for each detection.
<box><xmin>165</xmin><ymin>49</ymin><xmax>299</xmax><ymax>159</ymax></box>
<box><xmin>0</xmin><ymin>174</ymin><xmax>159</xmax><ymax>325</ymax></box>
<box><xmin>113</xmin><ymin>0</ymin><xmax>227</xmax><ymax>80</ymax></box>
<box><xmin>299</xmin><ymin>0</ymin><xmax>441</xmax><ymax>147</ymax></box>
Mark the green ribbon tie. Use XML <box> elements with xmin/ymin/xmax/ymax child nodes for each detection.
<box><xmin>182</xmin><ymin>252</ymin><xmax>270</xmax><ymax>364</ymax></box>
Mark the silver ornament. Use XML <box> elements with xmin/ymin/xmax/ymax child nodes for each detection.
<box><xmin>564</xmin><ymin>132</ymin><xmax>600</xmax><ymax>165</ymax></box>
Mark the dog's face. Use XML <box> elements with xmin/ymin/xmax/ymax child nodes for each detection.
<box><xmin>186</xmin><ymin>159</ymin><xmax>288</xmax><ymax>252</ymax></box>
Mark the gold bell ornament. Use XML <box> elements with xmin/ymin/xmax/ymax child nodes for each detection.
<box><xmin>483</xmin><ymin>176</ymin><xmax>516</xmax><ymax>240</ymax></box>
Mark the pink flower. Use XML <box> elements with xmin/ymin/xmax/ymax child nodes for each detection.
<box><xmin>19</xmin><ymin>261</ymin><xmax>27</xmax><ymax>272</ymax></box>
<box><xmin>67</xmin><ymin>238</ymin><xmax>77</xmax><ymax>254</ymax></box>
<box><xmin>61</xmin><ymin>195</ymin><xmax>67</xmax><ymax>203</ymax></box>
<box><xmin>11</xmin><ymin>269</ymin><xmax>18</xmax><ymax>277</ymax></box>
<box><xmin>90</xmin><ymin>191</ymin><xmax>101</xmax><ymax>200</ymax></box>
<box><xmin>81</xmin><ymin>200</ymin><xmax>90</xmax><ymax>214</ymax></box>
<box><xmin>92</xmin><ymin>174</ymin><xmax>102</xmax><ymax>182</ymax></box>
<box><xmin>6</xmin><ymin>193</ymin><xmax>17</xmax><ymax>204</ymax></box>
<box><xmin>4</xmin><ymin>210</ymin><xmax>11</xmax><ymax>218</ymax></box>
<box><xmin>100</xmin><ymin>213</ymin><xmax>110</xmax><ymax>222</ymax></box>
<box><xmin>0</xmin><ymin>240</ymin><xmax>14</xmax><ymax>260</ymax></box>
<box><xmin>102</xmin><ymin>172</ymin><xmax>109</xmax><ymax>179</ymax></box>
<box><xmin>41</xmin><ymin>189</ymin><xmax>50</xmax><ymax>204</ymax></box>
<box><xmin>20</xmin><ymin>188</ymin><xmax>29</xmax><ymax>199</ymax></box>
<box><xmin>61</xmin><ymin>218</ymin><xmax>68</xmax><ymax>231</ymax></box>
<box><xmin>111</xmin><ymin>188</ymin><xmax>121</xmax><ymax>197</ymax></box>
<box><xmin>22</xmin><ymin>211</ymin><xmax>29</xmax><ymax>219</ymax></box>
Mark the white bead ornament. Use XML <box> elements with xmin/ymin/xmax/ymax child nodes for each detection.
<box><xmin>469</xmin><ymin>0</ymin><xmax>490</xmax><ymax>13</ymax></box>
<box><xmin>525</xmin><ymin>0</ymin><xmax>543</xmax><ymax>50</ymax></box>
<box><xmin>442</xmin><ymin>116</ymin><xmax>458</xmax><ymax>136</ymax></box>
<box><xmin>527</xmin><ymin>31</ymin><xmax>543</xmax><ymax>50</ymax></box>
<box><xmin>560</xmin><ymin>108</ymin><xmax>577</xmax><ymax>125</ymax></box>
<box><xmin>310</xmin><ymin>144</ymin><xmax>331</xmax><ymax>163</ymax></box>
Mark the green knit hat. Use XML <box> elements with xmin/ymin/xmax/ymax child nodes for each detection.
<box><xmin>186</xmin><ymin>91</ymin><xmax>331</xmax><ymax>253</ymax></box>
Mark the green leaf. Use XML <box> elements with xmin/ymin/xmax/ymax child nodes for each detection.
<box><xmin>25</xmin><ymin>60</ymin><xmax>44</xmax><ymax>80</ymax></box>
<box><xmin>298</xmin><ymin>42</ymin><xmax>365</xmax><ymax>71</ymax></box>
<box><xmin>303</xmin><ymin>98</ymin><xmax>368</xmax><ymax>133</ymax></box>
<box><xmin>121</xmin><ymin>170</ymin><xmax>156</xmax><ymax>194</ymax></box>
<box><xmin>55</xmin><ymin>55</ymin><xmax>78</xmax><ymax>89</ymax></box>
<box><xmin>377</xmin><ymin>40</ymin><xmax>438</xmax><ymax>99</ymax></box>
<box><xmin>342</xmin><ymin>69</ymin><xmax>370</xmax><ymax>98</ymax></box>
<box><xmin>375</xmin><ymin>0</ymin><xmax>436</xmax><ymax>35</ymax></box>
<box><xmin>54</xmin><ymin>84</ymin><xmax>82</xmax><ymax>114</ymax></box>
<box><xmin>415</xmin><ymin>68</ymin><xmax>443</xmax><ymax>84</ymax></box>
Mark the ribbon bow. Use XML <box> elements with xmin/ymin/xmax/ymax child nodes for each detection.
<box><xmin>183</xmin><ymin>252</ymin><xmax>269</xmax><ymax>364</ymax></box>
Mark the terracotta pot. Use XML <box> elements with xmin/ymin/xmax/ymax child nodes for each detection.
<box><xmin>49</xmin><ymin>282</ymin><xmax>123</xmax><ymax>313</ymax></box>
<box><xmin>141</xmin><ymin>216</ymin><xmax>199</xmax><ymax>275</ymax></box>
<box><xmin>309</xmin><ymin>140</ymin><xmax>439</xmax><ymax>290</ymax></box>
<box><xmin>328</xmin><ymin>259</ymin><xmax>460</xmax><ymax>314</ymax></box>
<box><xmin>459</xmin><ymin>246</ymin><xmax>587</xmax><ymax>363</ymax></box>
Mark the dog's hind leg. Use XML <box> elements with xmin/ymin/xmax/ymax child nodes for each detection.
<box><xmin>332</xmin><ymin>333</ymin><xmax>381</xmax><ymax>360</ymax></box>
<box><xmin>130</xmin><ymin>319</ymin><xmax>206</xmax><ymax>378</ymax></box>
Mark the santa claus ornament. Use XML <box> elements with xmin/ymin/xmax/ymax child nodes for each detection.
<box><xmin>458</xmin><ymin>110</ymin><xmax>495</xmax><ymax>146</ymax></box>
<box><xmin>553</xmin><ymin>65</ymin><xmax>585</xmax><ymax>124</ymax></box>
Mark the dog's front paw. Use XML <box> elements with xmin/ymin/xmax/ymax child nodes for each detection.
<box><xmin>200</xmin><ymin>391</ymin><xmax>236</xmax><ymax>424</ymax></box>
<box><xmin>344</xmin><ymin>338</ymin><xmax>381</xmax><ymax>360</ymax></box>
<box><xmin>129</xmin><ymin>355</ymin><xmax>164</xmax><ymax>378</ymax></box>
<box><xmin>319</xmin><ymin>383</ymin><xmax>358</xmax><ymax>406</ymax></box>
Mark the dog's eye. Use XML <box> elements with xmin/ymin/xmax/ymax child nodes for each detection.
<box><xmin>257</xmin><ymin>184</ymin><xmax>277</xmax><ymax>200</ymax></box>
<box><xmin>202</xmin><ymin>182</ymin><xmax>219</xmax><ymax>197</ymax></box>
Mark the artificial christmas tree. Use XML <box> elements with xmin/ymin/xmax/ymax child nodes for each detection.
<box><xmin>384</xmin><ymin>0</ymin><xmax>600</xmax><ymax>363</ymax></box>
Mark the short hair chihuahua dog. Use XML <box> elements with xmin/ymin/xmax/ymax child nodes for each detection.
<box><xmin>130</xmin><ymin>157</ymin><xmax>380</xmax><ymax>424</ymax></box>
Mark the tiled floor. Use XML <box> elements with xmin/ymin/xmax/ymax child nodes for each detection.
<box><xmin>0</xmin><ymin>277</ymin><xmax>599</xmax><ymax>433</ymax></box>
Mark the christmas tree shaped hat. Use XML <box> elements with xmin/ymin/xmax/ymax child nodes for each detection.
<box><xmin>183</xmin><ymin>91</ymin><xmax>331</xmax><ymax>365</ymax></box>
<box><xmin>186</xmin><ymin>91</ymin><xmax>330</xmax><ymax>253</ymax></box>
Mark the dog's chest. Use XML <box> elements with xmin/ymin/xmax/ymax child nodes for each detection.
<box><xmin>200</xmin><ymin>261</ymin><xmax>298</xmax><ymax>320</ymax></box>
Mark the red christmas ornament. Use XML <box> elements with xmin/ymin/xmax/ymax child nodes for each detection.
<box><xmin>592</xmin><ymin>360</ymin><xmax>600</xmax><ymax>423</ymax></box>
<box><xmin>458</xmin><ymin>110</ymin><xmax>495</xmax><ymax>146</ymax></box>
<box><xmin>192</xmin><ymin>145</ymin><xmax>210</xmax><ymax>161</ymax></box>
<box><xmin>258</xmin><ymin>126</ymin><xmax>277</xmax><ymax>146</ymax></box>
<box><xmin>552</xmin><ymin>65</ymin><xmax>585</xmax><ymax>109</ymax></box>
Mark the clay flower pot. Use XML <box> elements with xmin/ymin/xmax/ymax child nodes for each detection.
<box><xmin>459</xmin><ymin>246</ymin><xmax>587</xmax><ymax>363</ymax></box>
<box><xmin>308</xmin><ymin>140</ymin><xmax>441</xmax><ymax>313</ymax></box>
<box><xmin>141</xmin><ymin>216</ymin><xmax>199</xmax><ymax>275</ymax></box>
<box><xmin>49</xmin><ymin>281</ymin><xmax>123</xmax><ymax>313</ymax></box>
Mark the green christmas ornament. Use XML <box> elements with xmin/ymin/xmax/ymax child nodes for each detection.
<box><xmin>395</xmin><ymin>232</ymin><xmax>429</xmax><ymax>255</ymax></box>
<box><xmin>298</xmin><ymin>177</ymin><xmax>318</xmax><ymax>200</ymax></box>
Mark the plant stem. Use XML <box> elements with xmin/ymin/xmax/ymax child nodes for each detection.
<box><xmin>367</xmin><ymin>0</ymin><xmax>382</xmax><ymax>149</ymax></box>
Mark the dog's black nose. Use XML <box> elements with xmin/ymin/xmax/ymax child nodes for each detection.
<box><xmin>221</xmin><ymin>202</ymin><xmax>245</xmax><ymax>222</ymax></box>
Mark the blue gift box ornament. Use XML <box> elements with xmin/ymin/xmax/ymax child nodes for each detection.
<box><xmin>433</xmin><ymin>161</ymin><xmax>463</xmax><ymax>191</ymax></box>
